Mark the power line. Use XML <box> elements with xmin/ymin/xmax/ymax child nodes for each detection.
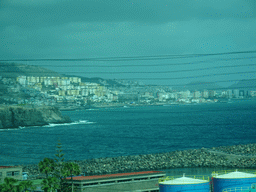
<box><xmin>0</xmin><ymin>52</ymin><xmax>255</xmax><ymax>85</ymax></box>
<box><xmin>2</xmin><ymin>63</ymin><xmax>256</xmax><ymax>74</ymax></box>
<box><xmin>32</xmin><ymin>56</ymin><xmax>256</xmax><ymax>67</ymax></box>
<box><xmin>0</xmin><ymin>50</ymin><xmax>255</xmax><ymax>62</ymax></box>
<box><xmin>117</xmin><ymin>71</ymin><xmax>256</xmax><ymax>80</ymax></box>
<box><xmin>47</xmin><ymin>63</ymin><xmax>256</xmax><ymax>74</ymax></box>
<box><xmin>1</xmin><ymin>55</ymin><xmax>255</xmax><ymax>67</ymax></box>
<box><xmin>1</xmin><ymin>66</ymin><xmax>256</xmax><ymax>79</ymax></box>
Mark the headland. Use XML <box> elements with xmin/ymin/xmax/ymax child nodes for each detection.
<box><xmin>0</xmin><ymin>105</ymin><xmax>71</xmax><ymax>129</ymax></box>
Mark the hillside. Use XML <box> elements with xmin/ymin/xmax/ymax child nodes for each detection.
<box><xmin>228</xmin><ymin>79</ymin><xmax>256</xmax><ymax>90</ymax></box>
<box><xmin>0</xmin><ymin>62</ymin><xmax>62</xmax><ymax>78</ymax></box>
<box><xmin>0</xmin><ymin>62</ymin><xmax>125</xmax><ymax>87</ymax></box>
<box><xmin>175</xmin><ymin>81</ymin><xmax>223</xmax><ymax>91</ymax></box>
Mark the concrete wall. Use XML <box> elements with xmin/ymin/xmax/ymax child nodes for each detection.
<box><xmin>70</xmin><ymin>177</ymin><xmax>161</xmax><ymax>192</ymax></box>
<box><xmin>0</xmin><ymin>167</ymin><xmax>23</xmax><ymax>183</ymax></box>
<box><xmin>79</xmin><ymin>179</ymin><xmax>160</xmax><ymax>192</ymax></box>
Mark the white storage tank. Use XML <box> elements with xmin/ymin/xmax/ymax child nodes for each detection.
<box><xmin>159</xmin><ymin>174</ymin><xmax>210</xmax><ymax>192</ymax></box>
<box><xmin>212</xmin><ymin>170</ymin><xmax>256</xmax><ymax>192</ymax></box>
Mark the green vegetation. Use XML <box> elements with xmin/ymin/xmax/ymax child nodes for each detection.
<box><xmin>62</xmin><ymin>162</ymin><xmax>80</xmax><ymax>192</ymax></box>
<box><xmin>39</xmin><ymin>158</ymin><xmax>55</xmax><ymax>179</ymax></box>
<box><xmin>0</xmin><ymin>178</ymin><xmax>35</xmax><ymax>192</ymax></box>
<box><xmin>18</xmin><ymin>180</ymin><xmax>35</xmax><ymax>192</ymax></box>
<box><xmin>0</xmin><ymin>140</ymin><xmax>81</xmax><ymax>192</ymax></box>
<box><xmin>41</xmin><ymin>177</ymin><xmax>59</xmax><ymax>192</ymax></box>
<box><xmin>0</xmin><ymin>177</ymin><xmax>18</xmax><ymax>192</ymax></box>
<box><xmin>39</xmin><ymin>140</ymin><xmax>81</xmax><ymax>192</ymax></box>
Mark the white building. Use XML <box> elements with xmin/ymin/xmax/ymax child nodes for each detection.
<box><xmin>17</xmin><ymin>76</ymin><xmax>27</xmax><ymax>86</ymax></box>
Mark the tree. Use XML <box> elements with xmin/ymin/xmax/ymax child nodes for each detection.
<box><xmin>54</xmin><ymin>140</ymin><xmax>67</xmax><ymax>191</ymax></box>
<box><xmin>15</xmin><ymin>184</ymin><xmax>24</xmax><ymax>192</ymax></box>
<box><xmin>37</xmin><ymin>141</ymin><xmax>81</xmax><ymax>192</ymax></box>
<box><xmin>39</xmin><ymin>158</ymin><xmax>55</xmax><ymax>178</ymax></box>
<box><xmin>18</xmin><ymin>180</ymin><xmax>36</xmax><ymax>192</ymax></box>
<box><xmin>0</xmin><ymin>177</ymin><xmax>18</xmax><ymax>192</ymax></box>
<box><xmin>54</xmin><ymin>140</ymin><xmax>65</xmax><ymax>178</ymax></box>
<box><xmin>39</xmin><ymin>158</ymin><xmax>58</xmax><ymax>192</ymax></box>
<box><xmin>62</xmin><ymin>162</ymin><xmax>80</xmax><ymax>192</ymax></box>
<box><xmin>41</xmin><ymin>177</ymin><xmax>59</xmax><ymax>192</ymax></box>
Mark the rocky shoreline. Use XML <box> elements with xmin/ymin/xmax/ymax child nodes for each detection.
<box><xmin>0</xmin><ymin>105</ymin><xmax>71</xmax><ymax>129</ymax></box>
<box><xmin>22</xmin><ymin>143</ymin><xmax>256</xmax><ymax>178</ymax></box>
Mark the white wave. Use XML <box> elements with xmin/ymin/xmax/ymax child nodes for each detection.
<box><xmin>44</xmin><ymin>120</ymin><xmax>94</xmax><ymax>127</ymax></box>
<box><xmin>87</xmin><ymin>108</ymin><xmax>98</xmax><ymax>111</ymax></box>
<box><xmin>1</xmin><ymin>126</ymin><xmax>35</xmax><ymax>131</ymax></box>
<box><xmin>0</xmin><ymin>120</ymin><xmax>94</xmax><ymax>130</ymax></box>
<box><xmin>7</xmin><ymin>128</ymin><xmax>21</xmax><ymax>131</ymax></box>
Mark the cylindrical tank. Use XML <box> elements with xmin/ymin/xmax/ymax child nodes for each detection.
<box><xmin>212</xmin><ymin>170</ymin><xmax>256</xmax><ymax>192</ymax></box>
<box><xmin>159</xmin><ymin>175</ymin><xmax>210</xmax><ymax>192</ymax></box>
<box><xmin>222</xmin><ymin>186</ymin><xmax>251</xmax><ymax>192</ymax></box>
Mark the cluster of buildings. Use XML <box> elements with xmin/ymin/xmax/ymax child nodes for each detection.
<box><xmin>158</xmin><ymin>89</ymin><xmax>255</xmax><ymax>104</ymax></box>
<box><xmin>0</xmin><ymin>165</ymin><xmax>164</xmax><ymax>191</ymax></box>
<box><xmin>2</xmin><ymin>166</ymin><xmax>256</xmax><ymax>192</ymax></box>
<box><xmin>15</xmin><ymin>75</ymin><xmax>117</xmax><ymax>106</ymax></box>
<box><xmin>0</xmin><ymin>75</ymin><xmax>255</xmax><ymax>107</ymax></box>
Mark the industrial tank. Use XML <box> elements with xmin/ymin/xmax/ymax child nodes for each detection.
<box><xmin>222</xmin><ymin>183</ymin><xmax>256</xmax><ymax>192</ymax></box>
<box><xmin>212</xmin><ymin>170</ymin><xmax>256</xmax><ymax>192</ymax></box>
<box><xmin>159</xmin><ymin>174</ymin><xmax>210</xmax><ymax>192</ymax></box>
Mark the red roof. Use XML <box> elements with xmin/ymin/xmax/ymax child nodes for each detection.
<box><xmin>67</xmin><ymin>171</ymin><xmax>163</xmax><ymax>181</ymax></box>
<box><xmin>0</xmin><ymin>166</ymin><xmax>14</xmax><ymax>169</ymax></box>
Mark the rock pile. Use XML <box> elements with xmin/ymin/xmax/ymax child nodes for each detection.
<box><xmin>211</xmin><ymin>143</ymin><xmax>256</xmax><ymax>156</ymax></box>
<box><xmin>22</xmin><ymin>145</ymin><xmax>256</xmax><ymax>178</ymax></box>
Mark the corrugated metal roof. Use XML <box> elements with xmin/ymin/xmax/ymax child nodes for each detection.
<box><xmin>66</xmin><ymin>171</ymin><xmax>164</xmax><ymax>181</ymax></box>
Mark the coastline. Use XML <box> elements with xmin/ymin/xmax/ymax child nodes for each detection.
<box><xmin>22</xmin><ymin>143</ymin><xmax>256</xmax><ymax>179</ymax></box>
<box><xmin>57</xmin><ymin>98</ymin><xmax>256</xmax><ymax>111</ymax></box>
<box><xmin>0</xmin><ymin>106</ymin><xmax>71</xmax><ymax>129</ymax></box>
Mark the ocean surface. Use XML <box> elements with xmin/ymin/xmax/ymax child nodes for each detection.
<box><xmin>1</xmin><ymin>100</ymin><xmax>256</xmax><ymax>167</ymax></box>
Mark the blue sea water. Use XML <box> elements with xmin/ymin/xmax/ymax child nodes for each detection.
<box><xmin>1</xmin><ymin>100</ymin><xmax>256</xmax><ymax>166</ymax></box>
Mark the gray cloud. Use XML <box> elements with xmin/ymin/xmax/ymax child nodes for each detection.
<box><xmin>1</xmin><ymin>0</ymin><xmax>255</xmax><ymax>29</ymax></box>
<box><xmin>0</xmin><ymin>0</ymin><xmax>255</xmax><ymax>71</ymax></box>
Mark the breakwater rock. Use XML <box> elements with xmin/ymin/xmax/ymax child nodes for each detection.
<box><xmin>211</xmin><ymin>143</ymin><xmax>256</xmax><ymax>156</ymax></box>
<box><xmin>22</xmin><ymin>144</ymin><xmax>256</xmax><ymax>178</ymax></box>
<box><xmin>0</xmin><ymin>105</ymin><xmax>71</xmax><ymax>129</ymax></box>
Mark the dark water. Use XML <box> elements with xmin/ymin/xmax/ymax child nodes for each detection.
<box><xmin>1</xmin><ymin>100</ymin><xmax>256</xmax><ymax>166</ymax></box>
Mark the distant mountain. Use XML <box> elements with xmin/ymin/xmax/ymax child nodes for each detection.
<box><xmin>228</xmin><ymin>79</ymin><xmax>256</xmax><ymax>90</ymax></box>
<box><xmin>0</xmin><ymin>62</ymin><xmax>62</xmax><ymax>78</ymax></box>
<box><xmin>175</xmin><ymin>81</ymin><xmax>223</xmax><ymax>91</ymax></box>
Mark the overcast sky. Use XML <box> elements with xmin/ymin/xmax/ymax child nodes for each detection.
<box><xmin>1</xmin><ymin>0</ymin><xmax>256</xmax><ymax>86</ymax></box>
